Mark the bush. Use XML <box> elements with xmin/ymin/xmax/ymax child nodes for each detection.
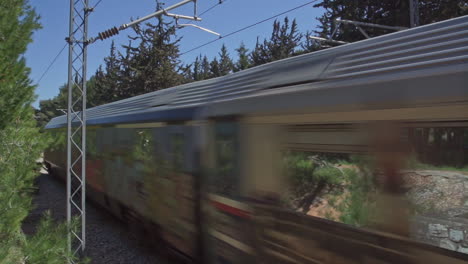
<box><xmin>0</xmin><ymin>1</ymin><xmax>86</xmax><ymax>263</ymax></box>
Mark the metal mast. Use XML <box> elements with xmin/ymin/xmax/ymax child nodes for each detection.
<box><xmin>64</xmin><ymin>0</ymin><xmax>210</xmax><ymax>261</ymax></box>
<box><xmin>66</xmin><ymin>0</ymin><xmax>90</xmax><ymax>261</ymax></box>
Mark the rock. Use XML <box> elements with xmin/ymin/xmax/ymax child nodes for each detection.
<box><xmin>463</xmin><ymin>181</ymin><xmax>468</xmax><ymax>190</ymax></box>
<box><xmin>428</xmin><ymin>223</ymin><xmax>448</xmax><ymax>238</ymax></box>
<box><xmin>449</xmin><ymin>229</ymin><xmax>464</xmax><ymax>242</ymax></box>
<box><xmin>439</xmin><ymin>238</ymin><xmax>458</xmax><ymax>251</ymax></box>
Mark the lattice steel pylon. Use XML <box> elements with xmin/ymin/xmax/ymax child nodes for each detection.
<box><xmin>66</xmin><ymin>0</ymin><xmax>90</xmax><ymax>261</ymax></box>
<box><xmin>63</xmin><ymin>0</ymin><xmax>203</xmax><ymax>261</ymax></box>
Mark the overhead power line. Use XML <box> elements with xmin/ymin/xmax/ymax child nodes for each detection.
<box><xmin>181</xmin><ymin>0</ymin><xmax>319</xmax><ymax>55</ymax></box>
<box><xmin>199</xmin><ymin>0</ymin><xmax>227</xmax><ymax>16</ymax></box>
<box><xmin>37</xmin><ymin>0</ymin><xmax>104</xmax><ymax>85</ymax></box>
<box><xmin>37</xmin><ymin>43</ymin><xmax>67</xmax><ymax>84</ymax></box>
<box><xmin>92</xmin><ymin>0</ymin><xmax>104</xmax><ymax>9</ymax></box>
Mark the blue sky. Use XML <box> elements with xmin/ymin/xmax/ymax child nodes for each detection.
<box><xmin>26</xmin><ymin>0</ymin><xmax>324</xmax><ymax>108</ymax></box>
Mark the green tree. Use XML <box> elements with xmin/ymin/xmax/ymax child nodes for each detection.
<box><xmin>192</xmin><ymin>55</ymin><xmax>202</xmax><ymax>81</ymax></box>
<box><xmin>93</xmin><ymin>41</ymin><xmax>121</xmax><ymax>105</ymax></box>
<box><xmin>36</xmin><ymin>77</ymin><xmax>97</xmax><ymax>129</ymax></box>
<box><xmin>218</xmin><ymin>44</ymin><xmax>234</xmax><ymax>76</ymax></box>
<box><xmin>121</xmin><ymin>7</ymin><xmax>184</xmax><ymax>97</ymax></box>
<box><xmin>250</xmin><ymin>37</ymin><xmax>269</xmax><ymax>66</ymax></box>
<box><xmin>314</xmin><ymin>0</ymin><xmax>468</xmax><ymax>43</ymax></box>
<box><xmin>0</xmin><ymin>0</ymin><xmax>82</xmax><ymax>263</ymax></box>
<box><xmin>298</xmin><ymin>30</ymin><xmax>320</xmax><ymax>55</ymax></box>
<box><xmin>0</xmin><ymin>0</ymin><xmax>39</xmax><ymax>129</ymax></box>
<box><xmin>209</xmin><ymin>57</ymin><xmax>221</xmax><ymax>78</ymax></box>
<box><xmin>250</xmin><ymin>17</ymin><xmax>302</xmax><ymax>66</ymax></box>
<box><xmin>234</xmin><ymin>42</ymin><xmax>250</xmax><ymax>72</ymax></box>
<box><xmin>200</xmin><ymin>55</ymin><xmax>211</xmax><ymax>80</ymax></box>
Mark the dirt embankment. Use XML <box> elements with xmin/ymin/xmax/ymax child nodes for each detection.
<box><xmin>304</xmin><ymin>169</ymin><xmax>468</xmax><ymax>220</ymax></box>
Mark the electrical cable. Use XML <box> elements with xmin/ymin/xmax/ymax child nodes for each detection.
<box><xmin>38</xmin><ymin>0</ymin><xmax>103</xmax><ymax>82</ymax></box>
<box><xmin>181</xmin><ymin>0</ymin><xmax>319</xmax><ymax>55</ymax></box>
<box><xmin>199</xmin><ymin>0</ymin><xmax>227</xmax><ymax>17</ymax></box>
<box><xmin>37</xmin><ymin>43</ymin><xmax>67</xmax><ymax>84</ymax></box>
<box><xmin>92</xmin><ymin>0</ymin><xmax>104</xmax><ymax>9</ymax></box>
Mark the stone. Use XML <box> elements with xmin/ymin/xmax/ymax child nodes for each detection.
<box><xmin>449</xmin><ymin>229</ymin><xmax>464</xmax><ymax>242</ymax></box>
<box><xmin>439</xmin><ymin>238</ymin><xmax>458</xmax><ymax>251</ymax></box>
<box><xmin>463</xmin><ymin>181</ymin><xmax>468</xmax><ymax>191</ymax></box>
<box><xmin>428</xmin><ymin>223</ymin><xmax>448</xmax><ymax>238</ymax></box>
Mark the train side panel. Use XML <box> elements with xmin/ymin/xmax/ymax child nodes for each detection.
<box><xmin>44</xmin><ymin>124</ymin><xmax>200</xmax><ymax>261</ymax></box>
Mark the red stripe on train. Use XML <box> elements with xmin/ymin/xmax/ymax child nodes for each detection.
<box><xmin>211</xmin><ymin>200</ymin><xmax>250</xmax><ymax>219</ymax></box>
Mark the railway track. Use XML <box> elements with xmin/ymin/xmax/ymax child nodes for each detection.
<box><xmin>23</xmin><ymin>172</ymin><xmax>166</xmax><ymax>264</ymax></box>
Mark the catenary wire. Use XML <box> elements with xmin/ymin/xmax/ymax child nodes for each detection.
<box><xmin>199</xmin><ymin>0</ymin><xmax>227</xmax><ymax>17</ymax></box>
<box><xmin>37</xmin><ymin>43</ymin><xmax>67</xmax><ymax>84</ymax></box>
<box><xmin>92</xmin><ymin>0</ymin><xmax>104</xmax><ymax>9</ymax></box>
<box><xmin>181</xmin><ymin>0</ymin><xmax>319</xmax><ymax>55</ymax></box>
<box><xmin>38</xmin><ymin>0</ymin><xmax>103</xmax><ymax>84</ymax></box>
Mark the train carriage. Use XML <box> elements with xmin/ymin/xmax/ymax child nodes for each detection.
<box><xmin>45</xmin><ymin>15</ymin><xmax>468</xmax><ymax>264</ymax></box>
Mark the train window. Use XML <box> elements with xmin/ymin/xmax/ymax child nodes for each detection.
<box><xmin>281</xmin><ymin>150</ymin><xmax>377</xmax><ymax>227</ymax></box>
<box><xmin>278</xmin><ymin>124</ymin><xmax>375</xmax><ymax>225</ymax></box>
<box><xmin>402</xmin><ymin>124</ymin><xmax>468</xmax><ymax>252</ymax></box>
<box><xmin>211</xmin><ymin>122</ymin><xmax>239</xmax><ymax>198</ymax></box>
<box><xmin>278</xmin><ymin>123</ymin><xmax>468</xmax><ymax>253</ymax></box>
<box><xmin>85</xmin><ymin>128</ymin><xmax>97</xmax><ymax>159</ymax></box>
<box><xmin>133</xmin><ymin>129</ymin><xmax>154</xmax><ymax>163</ymax></box>
<box><xmin>171</xmin><ymin>133</ymin><xmax>185</xmax><ymax>171</ymax></box>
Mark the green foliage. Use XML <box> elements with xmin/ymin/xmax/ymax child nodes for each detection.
<box><xmin>250</xmin><ymin>17</ymin><xmax>302</xmax><ymax>66</ymax></box>
<box><xmin>218</xmin><ymin>44</ymin><xmax>234</xmax><ymax>76</ymax></box>
<box><xmin>35</xmin><ymin>78</ymin><xmax>97</xmax><ymax>129</ymax></box>
<box><xmin>284</xmin><ymin>152</ymin><xmax>343</xmax><ymax>206</ymax></box>
<box><xmin>0</xmin><ymin>108</ymin><xmax>81</xmax><ymax>263</ymax></box>
<box><xmin>313</xmin><ymin>0</ymin><xmax>468</xmax><ymax>44</ymax></box>
<box><xmin>209</xmin><ymin>57</ymin><xmax>221</xmax><ymax>78</ymax></box>
<box><xmin>93</xmin><ymin>40</ymin><xmax>121</xmax><ymax>106</ymax></box>
<box><xmin>0</xmin><ymin>0</ymin><xmax>40</xmax><ymax>129</ymax></box>
<box><xmin>121</xmin><ymin>12</ymin><xmax>184</xmax><ymax>97</ymax></box>
<box><xmin>284</xmin><ymin>152</ymin><xmax>377</xmax><ymax>227</ymax></box>
<box><xmin>23</xmin><ymin>212</ymin><xmax>86</xmax><ymax>264</ymax></box>
<box><xmin>335</xmin><ymin>168</ymin><xmax>376</xmax><ymax>227</ymax></box>
<box><xmin>234</xmin><ymin>42</ymin><xmax>250</xmax><ymax>72</ymax></box>
<box><xmin>0</xmin><ymin>0</ymin><xmax>82</xmax><ymax>262</ymax></box>
<box><xmin>406</xmin><ymin>154</ymin><xmax>468</xmax><ymax>172</ymax></box>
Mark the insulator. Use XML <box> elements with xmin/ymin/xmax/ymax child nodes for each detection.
<box><xmin>98</xmin><ymin>26</ymin><xmax>119</xmax><ymax>40</ymax></box>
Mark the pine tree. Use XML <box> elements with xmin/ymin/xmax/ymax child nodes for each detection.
<box><xmin>250</xmin><ymin>17</ymin><xmax>302</xmax><ymax>67</ymax></box>
<box><xmin>267</xmin><ymin>17</ymin><xmax>302</xmax><ymax>61</ymax></box>
<box><xmin>178</xmin><ymin>62</ymin><xmax>193</xmax><ymax>84</ymax></box>
<box><xmin>0</xmin><ymin>0</ymin><xmax>40</xmax><ymax>129</ymax></box>
<box><xmin>116</xmin><ymin>41</ymin><xmax>134</xmax><ymax>100</ymax></box>
<box><xmin>192</xmin><ymin>55</ymin><xmax>203</xmax><ymax>81</ymax></box>
<box><xmin>298</xmin><ymin>30</ymin><xmax>320</xmax><ymax>55</ymax></box>
<box><xmin>122</xmin><ymin>6</ymin><xmax>184</xmax><ymax>97</ymax></box>
<box><xmin>234</xmin><ymin>42</ymin><xmax>250</xmax><ymax>72</ymax></box>
<box><xmin>93</xmin><ymin>41</ymin><xmax>121</xmax><ymax>105</ymax></box>
<box><xmin>209</xmin><ymin>57</ymin><xmax>221</xmax><ymax>78</ymax></box>
<box><xmin>218</xmin><ymin>44</ymin><xmax>234</xmax><ymax>76</ymax></box>
<box><xmin>1</xmin><ymin>0</ymin><xmax>80</xmax><ymax>262</ymax></box>
<box><xmin>36</xmin><ymin>77</ymin><xmax>97</xmax><ymax>127</ymax></box>
<box><xmin>250</xmin><ymin>37</ymin><xmax>269</xmax><ymax>67</ymax></box>
<box><xmin>313</xmin><ymin>0</ymin><xmax>468</xmax><ymax>43</ymax></box>
<box><xmin>200</xmin><ymin>55</ymin><xmax>210</xmax><ymax>80</ymax></box>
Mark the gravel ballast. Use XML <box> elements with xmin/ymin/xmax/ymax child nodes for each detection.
<box><xmin>23</xmin><ymin>172</ymin><xmax>166</xmax><ymax>264</ymax></box>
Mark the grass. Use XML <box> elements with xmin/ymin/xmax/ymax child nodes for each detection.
<box><xmin>406</xmin><ymin>155</ymin><xmax>468</xmax><ymax>172</ymax></box>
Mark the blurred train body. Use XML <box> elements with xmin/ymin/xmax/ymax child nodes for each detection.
<box><xmin>45</xmin><ymin>16</ymin><xmax>468</xmax><ymax>263</ymax></box>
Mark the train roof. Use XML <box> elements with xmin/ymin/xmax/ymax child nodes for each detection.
<box><xmin>45</xmin><ymin>15</ymin><xmax>468</xmax><ymax>129</ymax></box>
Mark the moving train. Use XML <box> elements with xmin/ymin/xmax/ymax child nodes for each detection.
<box><xmin>45</xmin><ymin>15</ymin><xmax>468</xmax><ymax>263</ymax></box>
